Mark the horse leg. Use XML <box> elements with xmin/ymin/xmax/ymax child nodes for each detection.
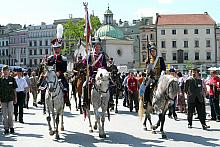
<box><xmin>87</xmin><ymin>109</ymin><xmax>93</xmax><ymax>133</ymax></box>
<box><xmin>100</xmin><ymin>110</ymin><xmax>106</xmax><ymax>138</ymax></box>
<box><xmin>55</xmin><ymin>114</ymin><xmax>60</xmax><ymax>139</ymax></box>
<box><xmin>78</xmin><ymin>94</ymin><xmax>83</xmax><ymax>114</ymax></box>
<box><xmin>160</xmin><ymin>113</ymin><xmax>167</xmax><ymax>139</ymax></box>
<box><xmin>152</xmin><ymin>113</ymin><xmax>161</xmax><ymax>134</ymax></box>
<box><xmin>143</xmin><ymin>111</ymin><xmax>147</xmax><ymax>128</ymax></box>
<box><xmin>61</xmin><ymin>108</ymin><xmax>64</xmax><ymax>131</ymax></box>
<box><xmin>46</xmin><ymin>108</ymin><xmax>54</xmax><ymax>136</ymax></box>
<box><xmin>115</xmin><ymin>92</ymin><xmax>119</xmax><ymax>113</ymax></box>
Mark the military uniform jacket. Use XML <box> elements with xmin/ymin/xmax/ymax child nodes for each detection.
<box><xmin>148</xmin><ymin>56</ymin><xmax>166</xmax><ymax>80</ymax></box>
<box><xmin>184</xmin><ymin>77</ymin><xmax>204</xmax><ymax>103</ymax></box>
<box><xmin>47</xmin><ymin>54</ymin><xmax>67</xmax><ymax>74</ymax></box>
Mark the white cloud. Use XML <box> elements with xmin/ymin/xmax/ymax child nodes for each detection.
<box><xmin>157</xmin><ymin>0</ymin><xmax>174</xmax><ymax>4</ymax></box>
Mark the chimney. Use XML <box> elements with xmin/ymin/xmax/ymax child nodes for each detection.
<box><xmin>204</xmin><ymin>12</ymin><xmax>208</xmax><ymax>15</ymax></box>
<box><xmin>41</xmin><ymin>22</ymin><xmax>46</xmax><ymax>25</ymax></box>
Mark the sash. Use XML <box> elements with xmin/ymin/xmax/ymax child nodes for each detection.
<box><xmin>92</xmin><ymin>53</ymin><xmax>103</xmax><ymax>66</ymax></box>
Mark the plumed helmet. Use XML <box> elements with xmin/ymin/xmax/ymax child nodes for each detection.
<box><xmin>51</xmin><ymin>24</ymin><xmax>64</xmax><ymax>48</ymax></box>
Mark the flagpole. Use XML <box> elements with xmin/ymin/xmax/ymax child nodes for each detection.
<box><xmin>83</xmin><ymin>2</ymin><xmax>90</xmax><ymax>114</ymax></box>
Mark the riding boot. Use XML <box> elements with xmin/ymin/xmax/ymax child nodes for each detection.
<box><xmin>64</xmin><ymin>91</ymin><xmax>71</xmax><ymax>109</ymax></box>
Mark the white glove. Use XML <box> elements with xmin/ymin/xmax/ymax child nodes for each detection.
<box><xmin>161</xmin><ymin>70</ymin><xmax>166</xmax><ymax>75</ymax></box>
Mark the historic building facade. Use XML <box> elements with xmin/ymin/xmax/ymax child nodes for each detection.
<box><xmin>156</xmin><ymin>13</ymin><xmax>217</xmax><ymax>71</ymax></box>
<box><xmin>27</xmin><ymin>22</ymin><xmax>56</xmax><ymax>67</ymax></box>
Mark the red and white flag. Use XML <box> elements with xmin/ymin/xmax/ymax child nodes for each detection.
<box><xmin>84</xmin><ymin>6</ymin><xmax>92</xmax><ymax>45</ymax></box>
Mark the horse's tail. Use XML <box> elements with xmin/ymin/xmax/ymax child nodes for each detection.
<box><xmin>138</xmin><ymin>96</ymin><xmax>145</xmax><ymax>120</ymax></box>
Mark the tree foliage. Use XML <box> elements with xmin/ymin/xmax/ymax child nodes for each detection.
<box><xmin>62</xmin><ymin>15</ymin><xmax>101</xmax><ymax>54</ymax></box>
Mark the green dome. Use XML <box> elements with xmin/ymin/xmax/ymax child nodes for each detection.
<box><xmin>95</xmin><ymin>25</ymin><xmax>124</xmax><ymax>39</ymax></box>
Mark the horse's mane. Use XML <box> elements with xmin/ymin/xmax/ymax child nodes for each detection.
<box><xmin>156</xmin><ymin>75</ymin><xmax>178</xmax><ymax>95</ymax></box>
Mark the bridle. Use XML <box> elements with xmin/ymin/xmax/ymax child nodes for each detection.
<box><xmin>93</xmin><ymin>76</ymin><xmax>109</xmax><ymax>94</ymax></box>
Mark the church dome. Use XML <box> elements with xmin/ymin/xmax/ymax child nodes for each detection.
<box><xmin>104</xmin><ymin>6</ymin><xmax>113</xmax><ymax>15</ymax></box>
<box><xmin>95</xmin><ymin>24</ymin><xmax>124</xmax><ymax>39</ymax></box>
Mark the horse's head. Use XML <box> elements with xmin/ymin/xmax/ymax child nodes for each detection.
<box><xmin>166</xmin><ymin>78</ymin><xmax>179</xmax><ymax>100</ymax></box>
<box><xmin>45</xmin><ymin>65</ymin><xmax>57</xmax><ymax>92</ymax></box>
<box><xmin>95</xmin><ymin>68</ymin><xmax>110</xmax><ymax>93</ymax></box>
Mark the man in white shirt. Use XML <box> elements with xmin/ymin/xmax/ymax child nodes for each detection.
<box><xmin>14</xmin><ymin>68</ymin><xmax>28</xmax><ymax>123</ymax></box>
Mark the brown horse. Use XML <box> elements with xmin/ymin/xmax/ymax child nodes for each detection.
<box><xmin>76</xmin><ymin>73</ymin><xmax>85</xmax><ymax>114</ymax></box>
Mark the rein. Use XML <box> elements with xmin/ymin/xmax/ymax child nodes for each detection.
<box><xmin>93</xmin><ymin>78</ymin><xmax>109</xmax><ymax>94</ymax></box>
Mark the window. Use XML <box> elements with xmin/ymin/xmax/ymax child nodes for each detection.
<box><xmin>2</xmin><ymin>50</ymin><xmax>5</xmax><ymax>56</ymax></box>
<box><xmin>6</xmin><ymin>41</ymin><xmax>8</xmax><ymax>46</ymax></box>
<box><xmin>2</xmin><ymin>41</ymin><xmax>4</xmax><ymax>46</ymax></box>
<box><xmin>172</xmin><ymin>53</ymin><xmax>177</xmax><ymax>60</ymax></box>
<box><xmin>34</xmin><ymin>59</ymin><xmax>37</xmax><ymax>65</ymax></box>
<box><xmin>29</xmin><ymin>50</ymin><xmax>32</xmax><ymax>55</ymax></box>
<box><xmin>45</xmin><ymin>40</ymin><xmax>48</xmax><ymax>46</ymax></box>
<box><xmin>40</xmin><ymin>59</ymin><xmax>42</xmax><ymax>63</ymax></box>
<box><xmin>40</xmin><ymin>49</ymin><xmax>42</xmax><ymax>55</ymax></box>
<box><xmin>184</xmin><ymin>29</ymin><xmax>188</xmax><ymax>34</ymax></box>
<box><xmin>161</xmin><ymin>41</ymin><xmax>166</xmax><ymax>48</ymax></box>
<box><xmin>195</xmin><ymin>52</ymin><xmax>199</xmax><ymax>60</ymax></box>
<box><xmin>150</xmin><ymin>34</ymin><xmax>153</xmax><ymax>40</ymax></box>
<box><xmin>207</xmin><ymin>52</ymin><xmax>211</xmax><ymax>60</ymax></box>
<box><xmin>194</xmin><ymin>29</ymin><xmax>198</xmax><ymax>34</ymax></box>
<box><xmin>39</xmin><ymin>40</ymin><xmax>42</xmax><ymax>46</ymax></box>
<box><xmin>161</xmin><ymin>30</ymin><xmax>165</xmax><ymax>35</ymax></box>
<box><xmin>142</xmin><ymin>51</ymin><xmax>146</xmax><ymax>62</ymax></box>
<box><xmin>195</xmin><ymin>40</ymin><xmax>199</xmax><ymax>47</ymax></box>
<box><xmin>24</xmin><ymin>58</ymin><xmax>26</xmax><ymax>65</ymax></box>
<box><xmin>34</xmin><ymin>49</ymin><xmax>37</xmax><ymax>55</ymax></box>
<box><xmin>29</xmin><ymin>41</ymin><xmax>32</xmax><ymax>46</ymax></box>
<box><xmin>206</xmin><ymin>40</ymin><xmax>211</xmax><ymax>47</ymax></box>
<box><xmin>34</xmin><ymin>41</ymin><xmax>37</xmax><ymax>46</ymax></box>
<box><xmin>45</xmin><ymin>49</ymin><xmax>48</xmax><ymax>55</ymax></box>
<box><xmin>24</xmin><ymin>48</ymin><xmax>26</xmax><ymax>54</ymax></box>
<box><xmin>184</xmin><ymin>41</ymin><xmax>188</xmax><ymax>48</ymax></box>
<box><xmin>6</xmin><ymin>49</ymin><xmax>8</xmax><ymax>56</ymax></box>
<box><xmin>29</xmin><ymin>59</ymin><xmax>32</xmax><ymax>66</ymax></box>
<box><xmin>206</xmin><ymin>29</ymin><xmax>210</xmax><ymax>34</ymax></box>
<box><xmin>172</xmin><ymin>29</ymin><xmax>176</xmax><ymax>35</ymax></box>
<box><xmin>172</xmin><ymin>41</ymin><xmax>177</xmax><ymax>48</ymax></box>
<box><xmin>21</xmin><ymin>48</ymin><xmax>23</xmax><ymax>55</ymax></box>
<box><xmin>184</xmin><ymin>52</ymin><xmax>188</xmax><ymax>60</ymax></box>
<box><xmin>161</xmin><ymin>53</ymin><xmax>166</xmax><ymax>61</ymax></box>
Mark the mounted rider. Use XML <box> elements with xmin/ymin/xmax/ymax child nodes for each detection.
<box><xmin>47</xmin><ymin>24</ymin><xmax>71</xmax><ymax>107</ymax></box>
<box><xmin>107</xmin><ymin>58</ymin><xmax>119</xmax><ymax>109</ymax></box>
<box><xmin>144</xmin><ymin>44</ymin><xmax>166</xmax><ymax>108</ymax></box>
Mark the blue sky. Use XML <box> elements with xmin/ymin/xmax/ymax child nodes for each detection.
<box><xmin>1</xmin><ymin>0</ymin><xmax>220</xmax><ymax>26</ymax></box>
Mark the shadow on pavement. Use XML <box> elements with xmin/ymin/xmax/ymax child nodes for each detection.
<box><xmin>118</xmin><ymin>110</ymin><xmax>138</xmax><ymax>116</ymax></box>
<box><xmin>57</xmin><ymin>130</ymin><xmax>165</xmax><ymax>147</ymax></box>
<box><xmin>167</xmin><ymin>132</ymin><xmax>220</xmax><ymax>146</ymax></box>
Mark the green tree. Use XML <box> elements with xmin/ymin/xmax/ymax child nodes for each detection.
<box><xmin>185</xmin><ymin>61</ymin><xmax>193</xmax><ymax>70</ymax></box>
<box><xmin>63</xmin><ymin>15</ymin><xmax>101</xmax><ymax>54</ymax></box>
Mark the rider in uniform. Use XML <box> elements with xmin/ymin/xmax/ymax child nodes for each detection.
<box><xmin>107</xmin><ymin>58</ymin><xmax>119</xmax><ymax>110</ymax></box>
<box><xmin>143</xmin><ymin>45</ymin><xmax>166</xmax><ymax>108</ymax></box>
<box><xmin>47</xmin><ymin>25</ymin><xmax>71</xmax><ymax>107</ymax></box>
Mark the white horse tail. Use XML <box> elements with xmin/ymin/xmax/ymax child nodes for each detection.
<box><xmin>138</xmin><ymin>96</ymin><xmax>145</xmax><ymax>120</ymax></box>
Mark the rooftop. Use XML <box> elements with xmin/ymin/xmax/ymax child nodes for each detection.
<box><xmin>157</xmin><ymin>13</ymin><xmax>216</xmax><ymax>25</ymax></box>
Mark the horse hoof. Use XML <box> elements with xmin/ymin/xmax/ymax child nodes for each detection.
<box><xmin>94</xmin><ymin>126</ymin><xmax>97</xmax><ymax>130</ymax></box>
<box><xmin>115</xmin><ymin>110</ymin><xmax>118</xmax><ymax>113</ymax></box>
<box><xmin>144</xmin><ymin>127</ymin><xmax>148</xmax><ymax>131</ymax></box>
<box><xmin>99</xmin><ymin>134</ymin><xmax>106</xmax><ymax>138</ymax></box>
<box><xmin>61</xmin><ymin>128</ymin><xmax>64</xmax><ymax>131</ymax></box>
<box><xmin>152</xmin><ymin>130</ymin><xmax>156</xmax><ymax>134</ymax></box>
<box><xmin>143</xmin><ymin>123</ymin><xmax>146</xmax><ymax>127</ymax></box>
<box><xmin>49</xmin><ymin>131</ymin><xmax>54</xmax><ymax>136</ymax></box>
<box><xmin>55</xmin><ymin>135</ymin><xmax>60</xmax><ymax>140</ymax></box>
<box><xmin>162</xmin><ymin>134</ymin><xmax>167</xmax><ymax>139</ymax></box>
<box><xmin>89</xmin><ymin>129</ymin><xmax>93</xmax><ymax>133</ymax></box>
<box><xmin>152</xmin><ymin>125</ymin><xmax>158</xmax><ymax>130</ymax></box>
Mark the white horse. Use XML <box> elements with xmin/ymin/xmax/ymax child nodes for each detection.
<box><xmin>45</xmin><ymin>65</ymin><xmax>64</xmax><ymax>139</ymax></box>
<box><xmin>140</xmin><ymin>75</ymin><xmax>179</xmax><ymax>139</ymax></box>
<box><xmin>91</xmin><ymin>68</ymin><xmax>110</xmax><ymax>138</ymax></box>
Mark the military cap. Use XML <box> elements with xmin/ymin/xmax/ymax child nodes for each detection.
<box><xmin>2</xmin><ymin>65</ymin><xmax>9</xmax><ymax>71</ymax></box>
<box><xmin>15</xmin><ymin>68</ymin><xmax>23</xmax><ymax>72</ymax></box>
<box><xmin>169</xmin><ymin>67</ymin><xmax>175</xmax><ymax>72</ymax></box>
<box><xmin>149</xmin><ymin>45</ymin><xmax>156</xmax><ymax>51</ymax></box>
<box><xmin>190</xmin><ymin>67</ymin><xmax>199</xmax><ymax>72</ymax></box>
